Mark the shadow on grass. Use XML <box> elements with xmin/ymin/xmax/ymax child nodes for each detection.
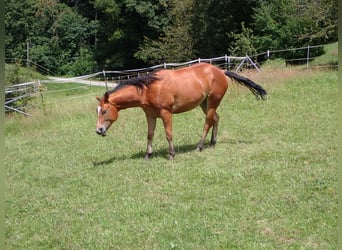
<box><xmin>92</xmin><ymin>138</ymin><xmax>252</xmax><ymax>166</ymax></box>
<box><xmin>92</xmin><ymin>143</ymin><xmax>197</xmax><ymax>166</ymax></box>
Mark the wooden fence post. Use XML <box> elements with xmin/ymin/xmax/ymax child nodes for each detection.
<box><xmin>306</xmin><ymin>45</ymin><xmax>310</xmax><ymax>68</ymax></box>
<box><xmin>38</xmin><ymin>80</ymin><xmax>44</xmax><ymax>104</ymax></box>
<box><xmin>103</xmin><ymin>70</ymin><xmax>108</xmax><ymax>90</ymax></box>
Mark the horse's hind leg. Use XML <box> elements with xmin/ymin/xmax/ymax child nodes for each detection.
<box><xmin>210</xmin><ymin>112</ymin><xmax>219</xmax><ymax>147</ymax></box>
<box><xmin>197</xmin><ymin>100</ymin><xmax>220</xmax><ymax>151</ymax></box>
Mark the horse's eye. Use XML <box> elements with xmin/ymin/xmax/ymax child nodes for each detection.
<box><xmin>102</xmin><ymin>110</ymin><xmax>108</xmax><ymax>115</ymax></box>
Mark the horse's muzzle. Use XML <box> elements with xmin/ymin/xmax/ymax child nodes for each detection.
<box><xmin>96</xmin><ymin>127</ymin><xmax>106</xmax><ymax>136</ymax></box>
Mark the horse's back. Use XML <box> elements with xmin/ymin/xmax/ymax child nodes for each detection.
<box><xmin>148</xmin><ymin>63</ymin><xmax>228</xmax><ymax>114</ymax></box>
<box><xmin>156</xmin><ymin>63</ymin><xmax>226</xmax><ymax>89</ymax></box>
<box><xmin>168</xmin><ymin>63</ymin><xmax>228</xmax><ymax>98</ymax></box>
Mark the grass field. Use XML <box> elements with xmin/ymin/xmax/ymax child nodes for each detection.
<box><xmin>5</xmin><ymin>67</ymin><xmax>337</xmax><ymax>249</ymax></box>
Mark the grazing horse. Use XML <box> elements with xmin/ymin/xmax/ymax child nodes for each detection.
<box><xmin>96</xmin><ymin>62</ymin><xmax>266</xmax><ymax>160</ymax></box>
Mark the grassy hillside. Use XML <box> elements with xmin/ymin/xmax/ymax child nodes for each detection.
<box><xmin>261</xmin><ymin>42</ymin><xmax>338</xmax><ymax>69</ymax></box>
<box><xmin>5</xmin><ymin>67</ymin><xmax>337</xmax><ymax>249</ymax></box>
<box><xmin>5</xmin><ymin>63</ymin><xmax>48</xmax><ymax>87</ymax></box>
<box><xmin>313</xmin><ymin>42</ymin><xmax>338</xmax><ymax>65</ymax></box>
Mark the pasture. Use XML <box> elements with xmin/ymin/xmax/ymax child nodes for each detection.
<box><xmin>5</xmin><ymin>67</ymin><xmax>337</xmax><ymax>249</ymax></box>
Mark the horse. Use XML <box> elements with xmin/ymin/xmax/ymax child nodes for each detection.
<box><xmin>96</xmin><ymin>62</ymin><xmax>267</xmax><ymax>160</ymax></box>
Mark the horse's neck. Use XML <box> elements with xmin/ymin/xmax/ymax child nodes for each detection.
<box><xmin>109</xmin><ymin>86</ymin><xmax>145</xmax><ymax>110</ymax></box>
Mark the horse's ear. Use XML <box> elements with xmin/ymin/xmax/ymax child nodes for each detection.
<box><xmin>104</xmin><ymin>92</ymin><xmax>109</xmax><ymax>102</ymax></box>
<box><xmin>96</xmin><ymin>96</ymin><xmax>101</xmax><ymax>102</ymax></box>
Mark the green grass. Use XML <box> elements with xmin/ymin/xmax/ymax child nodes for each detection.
<box><xmin>313</xmin><ymin>42</ymin><xmax>338</xmax><ymax>65</ymax></box>
<box><xmin>5</xmin><ymin>69</ymin><xmax>337</xmax><ymax>249</ymax></box>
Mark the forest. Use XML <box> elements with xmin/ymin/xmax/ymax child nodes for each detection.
<box><xmin>5</xmin><ymin>0</ymin><xmax>338</xmax><ymax>75</ymax></box>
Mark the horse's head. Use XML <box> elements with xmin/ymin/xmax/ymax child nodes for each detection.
<box><xmin>95</xmin><ymin>92</ymin><xmax>118</xmax><ymax>136</ymax></box>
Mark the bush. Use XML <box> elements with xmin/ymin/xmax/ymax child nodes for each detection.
<box><xmin>58</xmin><ymin>48</ymin><xmax>98</xmax><ymax>76</ymax></box>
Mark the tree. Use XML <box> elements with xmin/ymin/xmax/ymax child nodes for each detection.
<box><xmin>227</xmin><ymin>22</ymin><xmax>257</xmax><ymax>56</ymax></box>
<box><xmin>33</xmin><ymin>0</ymin><xmax>97</xmax><ymax>74</ymax></box>
<box><xmin>191</xmin><ymin>0</ymin><xmax>258</xmax><ymax>58</ymax></box>
<box><xmin>251</xmin><ymin>0</ymin><xmax>338</xmax><ymax>58</ymax></box>
<box><xmin>91</xmin><ymin>0</ymin><xmax>171</xmax><ymax>69</ymax></box>
<box><xmin>5</xmin><ymin>0</ymin><xmax>97</xmax><ymax>75</ymax></box>
<box><xmin>5</xmin><ymin>0</ymin><xmax>37</xmax><ymax>59</ymax></box>
<box><xmin>5</xmin><ymin>0</ymin><xmax>338</xmax><ymax>74</ymax></box>
<box><xmin>134</xmin><ymin>0</ymin><xmax>195</xmax><ymax>64</ymax></box>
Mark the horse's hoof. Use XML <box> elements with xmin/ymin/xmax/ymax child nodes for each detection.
<box><xmin>168</xmin><ymin>154</ymin><xmax>175</xmax><ymax>160</ymax></box>
<box><xmin>144</xmin><ymin>153</ymin><xmax>152</xmax><ymax>160</ymax></box>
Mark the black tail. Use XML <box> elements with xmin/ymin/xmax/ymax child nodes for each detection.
<box><xmin>225</xmin><ymin>71</ymin><xmax>267</xmax><ymax>100</ymax></box>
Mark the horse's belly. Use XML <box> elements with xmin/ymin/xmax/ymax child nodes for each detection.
<box><xmin>156</xmin><ymin>75</ymin><xmax>210</xmax><ymax>114</ymax></box>
<box><xmin>172</xmin><ymin>94</ymin><xmax>206</xmax><ymax>113</ymax></box>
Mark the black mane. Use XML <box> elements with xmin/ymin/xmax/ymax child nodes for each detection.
<box><xmin>106</xmin><ymin>73</ymin><xmax>160</xmax><ymax>95</ymax></box>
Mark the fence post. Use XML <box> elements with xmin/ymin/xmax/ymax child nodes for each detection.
<box><xmin>224</xmin><ymin>54</ymin><xmax>228</xmax><ymax>70</ymax></box>
<box><xmin>37</xmin><ymin>79</ymin><xmax>47</xmax><ymax>111</ymax></box>
<box><xmin>103</xmin><ymin>70</ymin><xmax>108</xmax><ymax>90</ymax></box>
<box><xmin>38</xmin><ymin>80</ymin><xmax>44</xmax><ymax>104</ymax></box>
<box><xmin>267</xmin><ymin>50</ymin><xmax>270</xmax><ymax>60</ymax></box>
<box><xmin>236</xmin><ymin>57</ymin><xmax>247</xmax><ymax>72</ymax></box>
<box><xmin>246</xmin><ymin>55</ymin><xmax>261</xmax><ymax>72</ymax></box>
<box><xmin>306</xmin><ymin>45</ymin><xmax>310</xmax><ymax>68</ymax></box>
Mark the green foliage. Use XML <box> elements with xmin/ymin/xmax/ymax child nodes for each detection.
<box><xmin>192</xmin><ymin>0</ymin><xmax>258</xmax><ymax>57</ymax></box>
<box><xmin>58</xmin><ymin>48</ymin><xmax>98</xmax><ymax>76</ymax></box>
<box><xmin>32</xmin><ymin>0</ymin><xmax>96</xmax><ymax>74</ymax></box>
<box><xmin>5</xmin><ymin>63</ymin><xmax>22</xmax><ymax>87</ymax></box>
<box><xmin>6</xmin><ymin>0</ymin><xmax>96</xmax><ymax>74</ymax></box>
<box><xmin>251</xmin><ymin>0</ymin><xmax>337</xmax><ymax>58</ymax></box>
<box><xmin>5</xmin><ymin>63</ymin><xmax>47</xmax><ymax>86</ymax></box>
<box><xmin>91</xmin><ymin>0</ymin><xmax>172</xmax><ymax>69</ymax></box>
<box><xmin>5</xmin><ymin>0</ymin><xmax>338</xmax><ymax>73</ymax></box>
<box><xmin>228</xmin><ymin>22</ymin><xmax>257</xmax><ymax>56</ymax></box>
<box><xmin>134</xmin><ymin>0</ymin><xmax>195</xmax><ymax>64</ymax></box>
<box><xmin>5</xmin><ymin>0</ymin><xmax>36</xmax><ymax>58</ymax></box>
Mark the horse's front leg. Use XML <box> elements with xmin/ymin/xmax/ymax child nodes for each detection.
<box><xmin>144</xmin><ymin>115</ymin><xmax>157</xmax><ymax>160</ymax></box>
<box><xmin>160</xmin><ymin>110</ymin><xmax>175</xmax><ymax>160</ymax></box>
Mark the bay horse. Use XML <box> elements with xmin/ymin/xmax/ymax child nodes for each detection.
<box><xmin>96</xmin><ymin>62</ymin><xmax>266</xmax><ymax>160</ymax></box>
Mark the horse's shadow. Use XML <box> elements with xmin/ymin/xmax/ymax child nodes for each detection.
<box><xmin>92</xmin><ymin>143</ymin><xmax>196</xmax><ymax>166</ymax></box>
<box><xmin>92</xmin><ymin>138</ymin><xmax>252</xmax><ymax>166</ymax></box>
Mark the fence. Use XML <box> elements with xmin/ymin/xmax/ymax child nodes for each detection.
<box><xmin>251</xmin><ymin>44</ymin><xmax>337</xmax><ymax>68</ymax></box>
<box><xmin>98</xmin><ymin>55</ymin><xmax>259</xmax><ymax>85</ymax></box>
<box><xmin>5</xmin><ymin>55</ymin><xmax>255</xmax><ymax>116</ymax></box>
<box><xmin>5</xmin><ymin>43</ymin><xmax>338</xmax><ymax>116</ymax></box>
<box><xmin>74</xmin><ymin>44</ymin><xmax>337</xmax><ymax>84</ymax></box>
<box><xmin>5</xmin><ymin>81</ymin><xmax>41</xmax><ymax>116</ymax></box>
